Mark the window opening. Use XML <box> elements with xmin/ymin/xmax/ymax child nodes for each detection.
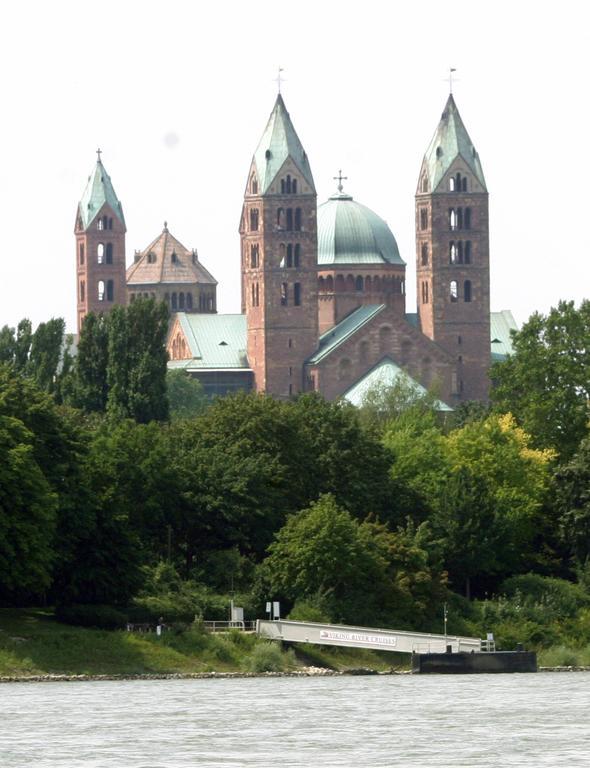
<box><xmin>106</xmin><ymin>243</ymin><xmax>113</xmax><ymax>264</ymax></box>
<box><xmin>294</xmin><ymin>282</ymin><xmax>301</xmax><ymax>305</ymax></box>
<box><xmin>450</xmin><ymin>280</ymin><xmax>458</xmax><ymax>302</ymax></box>
<box><xmin>98</xmin><ymin>280</ymin><xmax>105</xmax><ymax>301</ymax></box>
<box><xmin>97</xmin><ymin>243</ymin><xmax>104</xmax><ymax>263</ymax></box>
<box><xmin>281</xmin><ymin>282</ymin><xmax>288</xmax><ymax>306</ymax></box>
<box><xmin>106</xmin><ymin>280</ymin><xmax>114</xmax><ymax>301</ymax></box>
<box><xmin>464</xmin><ymin>280</ymin><xmax>472</xmax><ymax>302</ymax></box>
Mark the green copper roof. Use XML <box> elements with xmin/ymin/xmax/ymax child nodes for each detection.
<box><xmin>422</xmin><ymin>94</ymin><xmax>487</xmax><ymax>193</ymax></box>
<box><xmin>307</xmin><ymin>304</ymin><xmax>386</xmax><ymax>364</ymax></box>
<box><xmin>253</xmin><ymin>94</ymin><xmax>315</xmax><ymax>195</ymax></box>
<box><xmin>78</xmin><ymin>159</ymin><xmax>125</xmax><ymax>230</ymax></box>
<box><xmin>168</xmin><ymin>313</ymin><xmax>249</xmax><ymax>370</ymax></box>
<box><xmin>343</xmin><ymin>357</ymin><xmax>452</xmax><ymax>411</ymax></box>
<box><xmin>490</xmin><ymin>310</ymin><xmax>518</xmax><ymax>362</ymax></box>
<box><xmin>318</xmin><ymin>192</ymin><xmax>404</xmax><ymax>266</ymax></box>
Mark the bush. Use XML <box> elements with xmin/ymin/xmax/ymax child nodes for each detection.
<box><xmin>288</xmin><ymin>598</ymin><xmax>332</xmax><ymax>624</ymax></box>
<box><xmin>243</xmin><ymin>642</ymin><xmax>292</xmax><ymax>673</ymax></box>
<box><xmin>55</xmin><ymin>604</ymin><xmax>128</xmax><ymax>630</ymax></box>
<box><xmin>500</xmin><ymin>574</ymin><xmax>590</xmax><ymax>618</ymax></box>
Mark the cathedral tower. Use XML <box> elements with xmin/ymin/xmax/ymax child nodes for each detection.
<box><xmin>241</xmin><ymin>94</ymin><xmax>319</xmax><ymax>397</ymax></box>
<box><xmin>75</xmin><ymin>151</ymin><xmax>127</xmax><ymax>333</ymax></box>
<box><xmin>415</xmin><ymin>94</ymin><xmax>490</xmax><ymax>401</ymax></box>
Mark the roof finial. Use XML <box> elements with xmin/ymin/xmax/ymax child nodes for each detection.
<box><xmin>333</xmin><ymin>169</ymin><xmax>348</xmax><ymax>193</ymax></box>
<box><xmin>275</xmin><ymin>66</ymin><xmax>285</xmax><ymax>94</ymax></box>
<box><xmin>163</xmin><ymin>221</ymin><xmax>168</xmax><ymax>232</ymax></box>
<box><xmin>447</xmin><ymin>68</ymin><xmax>457</xmax><ymax>94</ymax></box>
<box><xmin>96</xmin><ymin>147</ymin><xmax>102</xmax><ymax>163</ymax></box>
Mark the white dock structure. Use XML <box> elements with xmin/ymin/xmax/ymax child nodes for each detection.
<box><xmin>256</xmin><ymin>619</ymin><xmax>482</xmax><ymax>654</ymax></box>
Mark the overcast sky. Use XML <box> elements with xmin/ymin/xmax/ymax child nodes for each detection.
<box><xmin>1</xmin><ymin>0</ymin><xmax>588</xmax><ymax>333</ymax></box>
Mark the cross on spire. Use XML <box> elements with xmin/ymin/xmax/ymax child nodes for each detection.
<box><xmin>275</xmin><ymin>67</ymin><xmax>285</xmax><ymax>94</ymax></box>
<box><xmin>333</xmin><ymin>169</ymin><xmax>348</xmax><ymax>193</ymax></box>
<box><xmin>96</xmin><ymin>147</ymin><xmax>102</xmax><ymax>162</ymax></box>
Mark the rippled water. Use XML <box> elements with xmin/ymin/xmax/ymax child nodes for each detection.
<box><xmin>1</xmin><ymin>673</ymin><xmax>589</xmax><ymax>767</ymax></box>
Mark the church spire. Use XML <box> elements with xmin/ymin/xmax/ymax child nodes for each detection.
<box><xmin>420</xmin><ymin>94</ymin><xmax>487</xmax><ymax>194</ymax></box>
<box><xmin>251</xmin><ymin>94</ymin><xmax>315</xmax><ymax>195</ymax></box>
<box><xmin>77</xmin><ymin>152</ymin><xmax>126</xmax><ymax>231</ymax></box>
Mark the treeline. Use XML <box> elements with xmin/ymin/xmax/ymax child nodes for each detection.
<box><xmin>0</xmin><ymin>299</ymin><xmax>589</xmax><ymax>642</ymax></box>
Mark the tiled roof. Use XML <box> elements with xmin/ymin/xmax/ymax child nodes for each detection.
<box><xmin>127</xmin><ymin>225</ymin><xmax>217</xmax><ymax>287</ymax></box>
<box><xmin>170</xmin><ymin>313</ymin><xmax>249</xmax><ymax>370</ymax></box>
<box><xmin>342</xmin><ymin>357</ymin><xmax>452</xmax><ymax>411</ymax></box>
<box><xmin>253</xmin><ymin>94</ymin><xmax>315</xmax><ymax>195</ymax></box>
<box><xmin>307</xmin><ymin>305</ymin><xmax>386</xmax><ymax>364</ymax></box>
<box><xmin>422</xmin><ymin>94</ymin><xmax>487</xmax><ymax>193</ymax></box>
<box><xmin>490</xmin><ymin>310</ymin><xmax>518</xmax><ymax>361</ymax></box>
<box><xmin>78</xmin><ymin>159</ymin><xmax>125</xmax><ymax>230</ymax></box>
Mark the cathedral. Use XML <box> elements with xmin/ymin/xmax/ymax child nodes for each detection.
<box><xmin>74</xmin><ymin>92</ymin><xmax>516</xmax><ymax>405</ymax></box>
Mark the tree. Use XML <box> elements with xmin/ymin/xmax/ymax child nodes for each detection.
<box><xmin>491</xmin><ymin>299</ymin><xmax>590</xmax><ymax>459</ymax></box>
<box><xmin>69</xmin><ymin>312</ymin><xmax>109</xmax><ymax>413</ymax></box>
<box><xmin>27</xmin><ymin>318</ymin><xmax>66</xmax><ymax>394</ymax></box>
<box><xmin>260</xmin><ymin>494</ymin><xmax>446</xmax><ymax>628</ymax></box>
<box><xmin>555</xmin><ymin>437</ymin><xmax>590</xmax><ymax>565</ymax></box>
<box><xmin>166</xmin><ymin>370</ymin><xmax>208</xmax><ymax>420</ymax></box>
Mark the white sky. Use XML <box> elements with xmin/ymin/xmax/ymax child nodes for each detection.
<box><xmin>1</xmin><ymin>0</ymin><xmax>588</xmax><ymax>333</ymax></box>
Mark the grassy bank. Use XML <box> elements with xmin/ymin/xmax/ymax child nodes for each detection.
<box><xmin>0</xmin><ymin>609</ymin><xmax>403</xmax><ymax>678</ymax></box>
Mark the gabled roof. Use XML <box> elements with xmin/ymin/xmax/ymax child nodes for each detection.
<box><xmin>421</xmin><ymin>94</ymin><xmax>487</xmax><ymax>193</ymax></box>
<box><xmin>318</xmin><ymin>192</ymin><xmax>404</xmax><ymax>266</ymax></box>
<box><xmin>126</xmin><ymin>224</ymin><xmax>217</xmax><ymax>287</ymax></box>
<box><xmin>307</xmin><ymin>304</ymin><xmax>386</xmax><ymax>364</ymax></box>
<box><xmin>78</xmin><ymin>158</ymin><xmax>125</xmax><ymax>230</ymax></box>
<box><xmin>252</xmin><ymin>94</ymin><xmax>315</xmax><ymax>195</ymax></box>
<box><xmin>168</xmin><ymin>313</ymin><xmax>249</xmax><ymax>370</ymax></box>
<box><xmin>342</xmin><ymin>357</ymin><xmax>453</xmax><ymax>411</ymax></box>
<box><xmin>490</xmin><ymin>310</ymin><xmax>518</xmax><ymax>362</ymax></box>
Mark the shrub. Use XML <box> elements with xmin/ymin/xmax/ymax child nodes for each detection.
<box><xmin>55</xmin><ymin>604</ymin><xmax>128</xmax><ymax>630</ymax></box>
<box><xmin>500</xmin><ymin>574</ymin><xmax>590</xmax><ymax>618</ymax></box>
<box><xmin>243</xmin><ymin>642</ymin><xmax>292</xmax><ymax>673</ymax></box>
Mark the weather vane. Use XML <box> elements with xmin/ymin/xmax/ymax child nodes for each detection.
<box><xmin>447</xmin><ymin>68</ymin><xmax>458</xmax><ymax>94</ymax></box>
<box><xmin>275</xmin><ymin>67</ymin><xmax>285</xmax><ymax>94</ymax></box>
<box><xmin>333</xmin><ymin>169</ymin><xmax>348</xmax><ymax>193</ymax></box>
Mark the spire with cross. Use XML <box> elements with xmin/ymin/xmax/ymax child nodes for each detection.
<box><xmin>333</xmin><ymin>169</ymin><xmax>348</xmax><ymax>193</ymax></box>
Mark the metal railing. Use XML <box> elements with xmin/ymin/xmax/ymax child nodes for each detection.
<box><xmin>203</xmin><ymin>621</ymin><xmax>256</xmax><ymax>633</ymax></box>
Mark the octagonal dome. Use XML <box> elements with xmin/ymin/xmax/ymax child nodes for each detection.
<box><xmin>317</xmin><ymin>192</ymin><xmax>404</xmax><ymax>267</ymax></box>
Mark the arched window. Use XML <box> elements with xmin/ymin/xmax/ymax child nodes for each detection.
<box><xmin>355</xmin><ymin>275</ymin><xmax>364</xmax><ymax>292</ymax></box>
<box><xmin>147</xmin><ymin>251</ymin><xmax>156</xmax><ymax>264</ymax></box>
<box><xmin>294</xmin><ymin>283</ymin><xmax>301</xmax><ymax>306</ymax></box>
<box><xmin>318</xmin><ymin>276</ymin><xmax>326</xmax><ymax>292</ymax></box>
<box><xmin>79</xmin><ymin>243</ymin><xmax>85</xmax><ymax>264</ymax></box>
<box><xmin>294</xmin><ymin>243</ymin><xmax>301</xmax><ymax>267</ymax></box>
<box><xmin>286</xmin><ymin>243</ymin><xmax>293</xmax><ymax>267</ymax></box>
<box><xmin>338</xmin><ymin>358</ymin><xmax>351</xmax><ymax>381</ymax></box>
<box><xmin>449</xmin><ymin>241</ymin><xmax>457</xmax><ymax>263</ymax></box>
<box><xmin>450</xmin><ymin>280</ymin><xmax>458</xmax><ymax>302</ymax></box>
<box><xmin>420</xmin><ymin>209</ymin><xmax>428</xmax><ymax>230</ymax></box>
<box><xmin>97</xmin><ymin>218</ymin><xmax>104</xmax><ymax>231</ymax></box>
<box><xmin>465</xmin><ymin>241</ymin><xmax>472</xmax><ymax>264</ymax></box>
<box><xmin>80</xmin><ymin>280</ymin><xmax>85</xmax><ymax>302</ymax></box>
<box><xmin>326</xmin><ymin>275</ymin><xmax>334</xmax><ymax>291</ymax></box>
<box><xmin>294</xmin><ymin>208</ymin><xmax>302</xmax><ymax>231</ymax></box>
<box><xmin>449</xmin><ymin>176</ymin><xmax>456</xmax><ymax>191</ymax></box>
<box><xmin>462</xmin><ymin>177</ymin><xmax>467</xmax><ymax>192</ymax></box>
<box><xmin>359</xmin><ymin>340</ymin><xmax>369</xmax><ymax>363</ymax></box>
<box><xmin>421</xmin><ymin>243</ymin><xmax>428</xmax><ymax>266</ymax></box>
<box><xmin>455</xmin><ymin>172</ymin><xmax>462</xmax><ymax>190</ymax></box>
<box><xmin>379</xmin><ymin>325</ymin><xmax>392</xmax><ymax>353</ymax></box>
<box><xmin>464</xmin><ymin>207</ymin><xmax>472</xmax><ymax>229</ymax></box>
<box><xmin>254</xmin><ymin>283</ymin><xmax>259</xmax><ymax>307</ymax></box>
<box><xmin>464</xmin><ymin>280</ymin><xmax>472</xmax><ymax>302</ymax></box>
<box><xmin>250</xmin><ymin>208</ymin><xmax>259</xmax><ymax>231</ymax></box>
<box><xmin>97</xmin><ymin>243</ymin><xmax>104</xmax><ymax>263</ymax></box>
<box><xmin>98</xmin><ymin>280</ymin><xmax>105</xmax><ymax>301</ymax></box>
<box><xmin>292</xmin><ymin>179</ymin><xmax>297</xmax><ymax>193</ymax></box>
<box><xmin>250</xmin><ymin>244</ymin><xmax>259</xmax><ymax>268</ymax></box>
<box><xmin>108</xmin><ymin>218</ymin><xmax>113</xmax><ymax>230</ymax></box>
<box><xmin>457</xmin><ymin>241</ymin><xmax>463</xmax><ymax>263</ymax></box>
<box><xmin>281</xmin><ymin>282</ymin><xmax>288</xmax><ymax>306</ymax></box>
<box><xmin>171</xmin><ymin>293</ymin><xmax>177</xmax><ymax>310</ymax></box>
<box><xmin>106</xmin><ymin>243</ymin><xmax>113</xmax><ymax>264</ymax></box>
<box><xmin>251</xmin><ymin>175</ymin><xmax>258</xmax><ymax>194</ymax></box>
<box><xmin>277</xmin><ymin>207</ymin><xmax>284</xmax><ymax>228</ymax></box>
<box><xmin>106</xmin><ymin>280</ymin><xmax>114</xmax><ymax>301</ymax></box>
<box><xmin>179</xmin><ymin>292</ymin><xmax>185</xmax><ymax>310</ymax></box>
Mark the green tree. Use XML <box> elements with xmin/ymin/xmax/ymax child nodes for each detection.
<box><xmin>555</xmin><ymin>437</ymin><xmax>590</xmax><ymax>565</ymax></box>
<box><xmin>491</xmin><ymin>300</ymin><xmax>590</xmax><ymax>459</ymax></box>
<box><xmin>70</xmin><ymin>312</ymin><xmax>109</xmax><ymax>413</ymax></box>
<box><xmin>166</xmin><ymin>370</ymin><xmax>208</xmax><ymax>420</ymax></box>
<box><xmin>27</xmin><ymin>318</ymin><xmax>66</xmax><ymax>394</ymax></box>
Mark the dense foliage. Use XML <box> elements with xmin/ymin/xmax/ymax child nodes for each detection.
<box><xmin>1</xmin><ymin>299</ymin><xmax>589</xmax><ymax>653</ymax></box>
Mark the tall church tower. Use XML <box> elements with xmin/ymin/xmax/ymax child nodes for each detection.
<box><xmin>241</xmin><ymin>94</ymin><xmax>319</xmax><ymax>397</ymax></box>
<box><xmin>75</xmin><ymin>151</ymin><xmax>127</xmax><ymax>333</ymax></box>
<box><xmin>415</xmin><ymin>94</ymin><xmax>490</xmax><ymax>401</ymax></box>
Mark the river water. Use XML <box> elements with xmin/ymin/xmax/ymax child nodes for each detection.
<box><xmin>1</xmin><ymin>673</ymin><xmax>588</xmax><ymax>767</ymax></box>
